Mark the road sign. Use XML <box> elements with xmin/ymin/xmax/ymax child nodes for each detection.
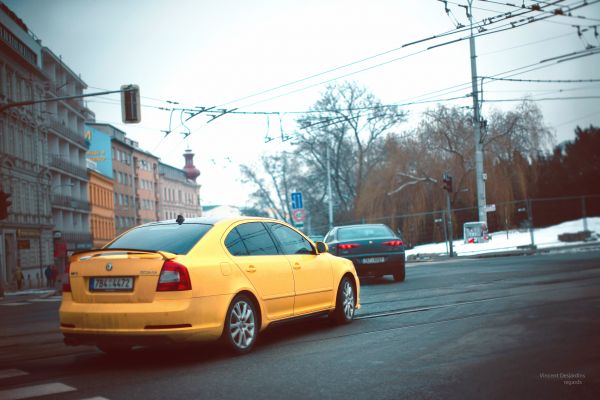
<box><xmin>292</xmin><ymin>209</ymin><xmax>306</xmax><ymax>223</ymax></box>
<box><xmin>291</xmin><ymin>192</ymin><xmax>303</xmax><ymax>210</ymax></box>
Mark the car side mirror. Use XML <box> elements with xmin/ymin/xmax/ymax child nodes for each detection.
<box><xmin>316</xmin><ymin>241</ymin><xmax>328</xmax><ymax>254</ymax></box>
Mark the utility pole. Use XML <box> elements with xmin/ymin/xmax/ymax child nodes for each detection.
<box><xmin>326</xmin><ymin>139</ymin><xmax>334</xmax><ymax>230</ymax></box>
<box><xmin>467</xmin><ymin>0</ymin><xmax>487</xmax><ymax>225</ymax></box>
<box><xmin>443</xmin><ymin>172</ymin><xmax>454</xmax><ymax>257</ymax></box>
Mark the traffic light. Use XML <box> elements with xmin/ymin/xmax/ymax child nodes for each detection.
<box><xmin>0</xmin><ymin>190</ymin><xmax>12</xmax><ymax>220</ymax></box>
<box><xmin>442</xmin><ymin>174</ymin><xmax>453</xmax><ymax>193</ymax></box>
<box><xmin>121</xmin><ymin>84</ymin><xmax>141</xmax><ymax>123</ymax></box>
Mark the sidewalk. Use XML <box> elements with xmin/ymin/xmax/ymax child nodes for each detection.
<box><xmin>0</xmin><ymin>288</ymin><xmax>57</xmax><ymax>303</ymax></box>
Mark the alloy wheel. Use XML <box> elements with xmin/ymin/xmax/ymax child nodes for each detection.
<box><xmin>342</xmin><ymin>279</ymin><xmax>355</xmax><ymax>320</ymax></box>
<box><xmin>229</xmin><ymin>299</ymin><xmax>256</xmax><ymax>350</ymax></box>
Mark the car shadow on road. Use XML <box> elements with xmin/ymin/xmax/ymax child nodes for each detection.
<box><xmin>63</xmin><ymin>315</ymin><xmax>361</xmax><ymax>371</ymax></box>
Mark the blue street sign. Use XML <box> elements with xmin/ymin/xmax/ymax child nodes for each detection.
<box><xmin>291</xmin><ymin>192</ymin><xmax>303</xmax><ymax>210</ymax></box>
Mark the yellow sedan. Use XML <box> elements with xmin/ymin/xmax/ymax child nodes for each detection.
<box><xmin>60</xmin><ymin>216</ymin><xmax>360</xmax><ymax>354</ymax></box>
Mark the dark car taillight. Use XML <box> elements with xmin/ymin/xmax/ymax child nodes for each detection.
<box><xmin>157</xmin><ymin>260</ymin><xmax>192</xmax><ymax>291</ymax></box>
<box><xmin>338</xmin><ymin>243</ymin><xmax>360</xmax><ymax>250</ymax></box>
<box><xmin>383</xmin><ymin>240</ymin><xmax>403</xmax><ymax>246</ymax></box>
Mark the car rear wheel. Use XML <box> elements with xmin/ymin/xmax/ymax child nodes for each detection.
<box><xmin>331</xmin><ymin>276</ymin><xmax>356</xmax><ymax>325</ymax></box>
<box><xmin>393</xmin><ymin>267</ymin><xmax>405</xmax><ymax>282</ymax></box>
<box><xmin>224</xmin><ymin>294</ymin><xmax>258</xmax><ymax>354</ymax></box>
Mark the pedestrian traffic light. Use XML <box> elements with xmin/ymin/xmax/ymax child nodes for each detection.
<box><xmin>0</xmin><ymin>190</ymin><xmax>12</xmax><ymax>220</ymax></box>
<box><xmin>121</xmin><ymin>84</ymin><xmax>141</xmax><ymax>123</ymax></box>
<box><xmin>442</xmin><ymin>174</ymin><xmax>453</xmax><ymax>193</ymax></box>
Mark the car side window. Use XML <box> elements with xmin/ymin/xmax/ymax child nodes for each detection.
<box><xmin>268</xmin><ymin>223</ymin><xmax>314</xmax><ymax>255</ymax></box>
<box><xmin>235</xmin><ymin>222</ymin><xmax>279</xmax><ymax>256</ymax></box>
<box><xmin>324</xmin><ymin>230</ymin><xmax>335</xmax><ymax>243</ymax></box>
<box><xmin>224</xmin><ymin>228</ymin><xmax>249</xmax><ymax>256</ymax></box>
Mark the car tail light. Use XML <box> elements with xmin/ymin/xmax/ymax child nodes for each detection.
<box><xmin>157</xmin><ymin>260</ymin><xmax>192</xmax><ymax>291</ymax></box>
<box><xmin>337</xmin><ymin>243</ymin><xmax>360</xmax><ymax>250</ymax></box>
<box><xmin>62</xmin><ymin>263</ymin><xmax>71</xmax><ymax>292</ymax></box>
<box><xmin>383</xmin><ymin>240</ymin><xmax>403</xmax><ymax>246</ymax></box>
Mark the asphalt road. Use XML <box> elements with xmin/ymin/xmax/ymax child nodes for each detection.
<box><xmin>1</xmin><ymin>250</ymin><xmax>599</xmax><ymax>400</ymax></box>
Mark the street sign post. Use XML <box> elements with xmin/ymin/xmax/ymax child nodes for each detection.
<box><xmin>291</xmin><ymin>192</ymin><xmax>303</xmax><ymax>210</ymax></box>
<box><xmin>290</xmin><ymin>192</ymin><xmax>305</xmax><ymax>229</ymax></box>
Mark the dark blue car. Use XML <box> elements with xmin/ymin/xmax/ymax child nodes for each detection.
<box><xmin>324</xmin><ymin>224</ymin><xmax>406</xmax><ymax>282</ymax></box>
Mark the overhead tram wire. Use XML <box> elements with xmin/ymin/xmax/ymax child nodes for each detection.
<box><xmin>91</xmin><ymin>1</ymin><xmax>597</xmax><ymax>141</ymax></box>
<box><xmin>212</xmin><ymin>2</ymin><xmax>538</xmax><ymax>110</ymax></box>
<box><xmin>484</xmin><ymin>77</ymin><xmax>600</xmax><ymax>83</ymax></box>
<box><xmin>425</xmin><ymin>0</ymin><xmax>599</xmax><ymax>52</ymax></box>
<box><xmin>478</xmin><ymin>31</ymin><xmax>575</xmax><ymax>56</ymax></box>
<box><xmin>480</xmin><ymin>0</ymin><xmax>600</xmax><ymax>23</ymax></box>
<box><xmin>231</xmin><ymin>10</ymin><xmax>562</xmax><ymax>111</ymax></box>
<box><xmin>484</xmin><ymin>95</ymin><xmax>600</xmax><ymax>102</ymax></box>
<box><xmin>152</xmin><ymin>0</ymin><xmax>573</xmax><ymax>136</ymax></box>
<box><xmin>182</xmin><ymin>0</ymin><xmax>564</xmax><ymax>119</ymax></box>
<box><xmin>229</xmin><ymin>0</ymin><xmax>592</xmax><ymax>112</ymax></box>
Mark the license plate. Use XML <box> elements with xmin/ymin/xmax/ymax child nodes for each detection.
<box><xmin>90</xmin><ymin>277</ymin><xmax>134</xmax><ymax>291</ymax></box>
<box><xmin>362</xmin><ymin>257</ymin><xmax>385</xmax><ymax>264</ymax></box>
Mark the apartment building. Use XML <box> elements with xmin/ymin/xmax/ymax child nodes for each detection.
<box><xmin>43</xmin><ymin>47</ymin><xmax>92</xmax><ymax>255</ymax></box>
<box><xmin>134</xmin><ymin>150</ymin><xmax>159</xmax><ymax>225</ymax></box>
<box><xmin>86</xmin><ymin>123</ymin><xmax>160</xmax><ymax>235</ymax></box>
<box><xmin>1</xmin><ymin>4</ymin><xmax>54</xmax><ymax>289</ymax></box>
<box><xmin>85</xmin><ymin>125</ymin><xmax>115</xmax><ymax>247</ymax></box>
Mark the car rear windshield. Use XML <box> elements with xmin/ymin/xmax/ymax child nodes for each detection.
<box><xmin>337</xmin><ymin>225</ymin><xmax>394</xmax><ymax>241</ymax></box>
<box><xmin>106</xmin><ymin>223</ymin><xmax>213</xmax><ymax>254</ymax></box>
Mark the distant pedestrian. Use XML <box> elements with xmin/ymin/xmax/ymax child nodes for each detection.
<box><xmin>50</xmin><ymin>265</ymin><xmax>58</xmax><ymax>287</ymax></box>
<box><xmin>44</xmin><ymin>265</ymin><xmax>52</xmax><ymax>287</ymax></box>
<box><xmin>15</xmin><ymin>267</ymin><xmax>24</xmax><ymax>290</ymax></box>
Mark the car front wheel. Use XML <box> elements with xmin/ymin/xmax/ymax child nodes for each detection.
<box><xmin>224</xmin><ymin>294</ymin><xmax>258</xmax><ymax>354</ymax></box>
<box><xmin>331</xmin><ymin>276</ymin><xmax>356</xmax><ymax>324</ymax></box>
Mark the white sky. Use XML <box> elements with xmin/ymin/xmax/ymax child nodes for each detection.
<box><xmin>5</xmin><ymin>0</ymin><xmax>600</xmax><ymax>207</ymax></box>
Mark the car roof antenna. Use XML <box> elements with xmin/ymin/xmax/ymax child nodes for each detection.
<box><xmin>176</xmin><ymin>215</ymin><xmax>185</xmax><ymax>225</ymax></box>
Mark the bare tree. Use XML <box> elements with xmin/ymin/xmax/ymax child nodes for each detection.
<box><xmin>296</xmin><ymin>82</ymin><xmax>407</xmax><ymax>217</ymax></box>
<box><xmin>240</xmin><ymin>153</ymin><xmax>295</xmax><ymax>222</ymax></box>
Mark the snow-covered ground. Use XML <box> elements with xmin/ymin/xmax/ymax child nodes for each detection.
<box><xmin>406</xmin><ymin>217</ymin><xmax>600</xmax><ymax>257</ymax></box>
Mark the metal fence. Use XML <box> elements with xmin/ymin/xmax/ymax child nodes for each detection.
<box><xmin>309</xmin><ymin>194</ymin><xmax>600</xmax><ymax>254</ymax></box>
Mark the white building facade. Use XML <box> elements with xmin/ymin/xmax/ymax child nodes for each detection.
<box><xmin>0</xmin><ymin>3</ymin><xmax>91</xmax><ymax>291</ymax></box>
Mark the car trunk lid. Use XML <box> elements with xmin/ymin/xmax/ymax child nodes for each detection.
<box><xmin>335</xmin><ymin>238</ymin><xmax>403</xmax><ymax>256</ymax></box>
<box><xmin>67</xmin><ymin>249</ymin><xmax>176</xmax><ymax>303</ymax></box>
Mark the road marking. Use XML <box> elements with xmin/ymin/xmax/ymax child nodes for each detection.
<box><xmin>0</xmin><ymin>369</ymin><xmax>28</xmax><ymax>379</ymax></box>
<box><xmin>0</xmin><ymin>382</ymin><xmax>76</xmax><ymax>400</ymax></box>
<box><xmin>0</xmin><ymin>303</ymin><xmax>30</xmax><ymax>307</ymax></box>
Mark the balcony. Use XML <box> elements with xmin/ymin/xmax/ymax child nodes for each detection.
<box><xmin>45</xmin><ymin>118</ymin><xmax>88</xmax><ymax>148</ymax></box>
<box><xmin>51</xmin><ymin>194</ymin><xmax>91</xmax><ymax>211</ymax></box>
<box><xmin>50</xmin><ymin>155</ymin><xmax>88</xmax><ymax>179</ymax></box>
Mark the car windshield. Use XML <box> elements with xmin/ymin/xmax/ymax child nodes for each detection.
<box><xmin>106</xmin><ymin>223</ymin><xmax>213</xmax><ymax>254</ymax></box>
<box><xmin>337</xmin><ymin>225</ymin><xmax>394</xmax><ymax>241</ymax></box>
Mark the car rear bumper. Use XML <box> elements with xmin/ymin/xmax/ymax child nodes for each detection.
<box><xmin>59</xmin><ymin>293</ymin><xmax>231</xmax><ymax>345</ymax></box>
<box><xmin>345</xmin><ymin>254</ymin><xmax>405</xmax><ymax>276</ymax></box>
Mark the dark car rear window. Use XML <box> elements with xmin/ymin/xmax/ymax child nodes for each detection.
<box><xmin>106</xmin><ymin>223</ymin><xmax>213</xmax><ymax>254</ymax></box>
<box><xmin>337</xmin><ymin>225</ymin><xmax>395</xmax><ymax>241</ymax></box>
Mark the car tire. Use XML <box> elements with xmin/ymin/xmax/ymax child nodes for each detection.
<box><xmin>393</xmin><ymin>266</ymin><xmax>405</xmax><ymax>282</ymax></box>
<box><xmin>331</xmin><ymin>276</ymin><xmax>356</xmax><ymax>325</ymax></box>
<box><xmin>223</xmin><ymin>294</ymin><xmax>258</xmax><ymax>355</ymax></box>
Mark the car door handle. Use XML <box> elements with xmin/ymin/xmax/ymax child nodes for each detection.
<box><xmin>246</xmin><ymin>265</ymin><xmax>257</xmax><ymax>273</ymax></box>
<box><xmin>293</xmin><ymin>263</ymin><xmax>301</xmax><ymax>270</ymax></box>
